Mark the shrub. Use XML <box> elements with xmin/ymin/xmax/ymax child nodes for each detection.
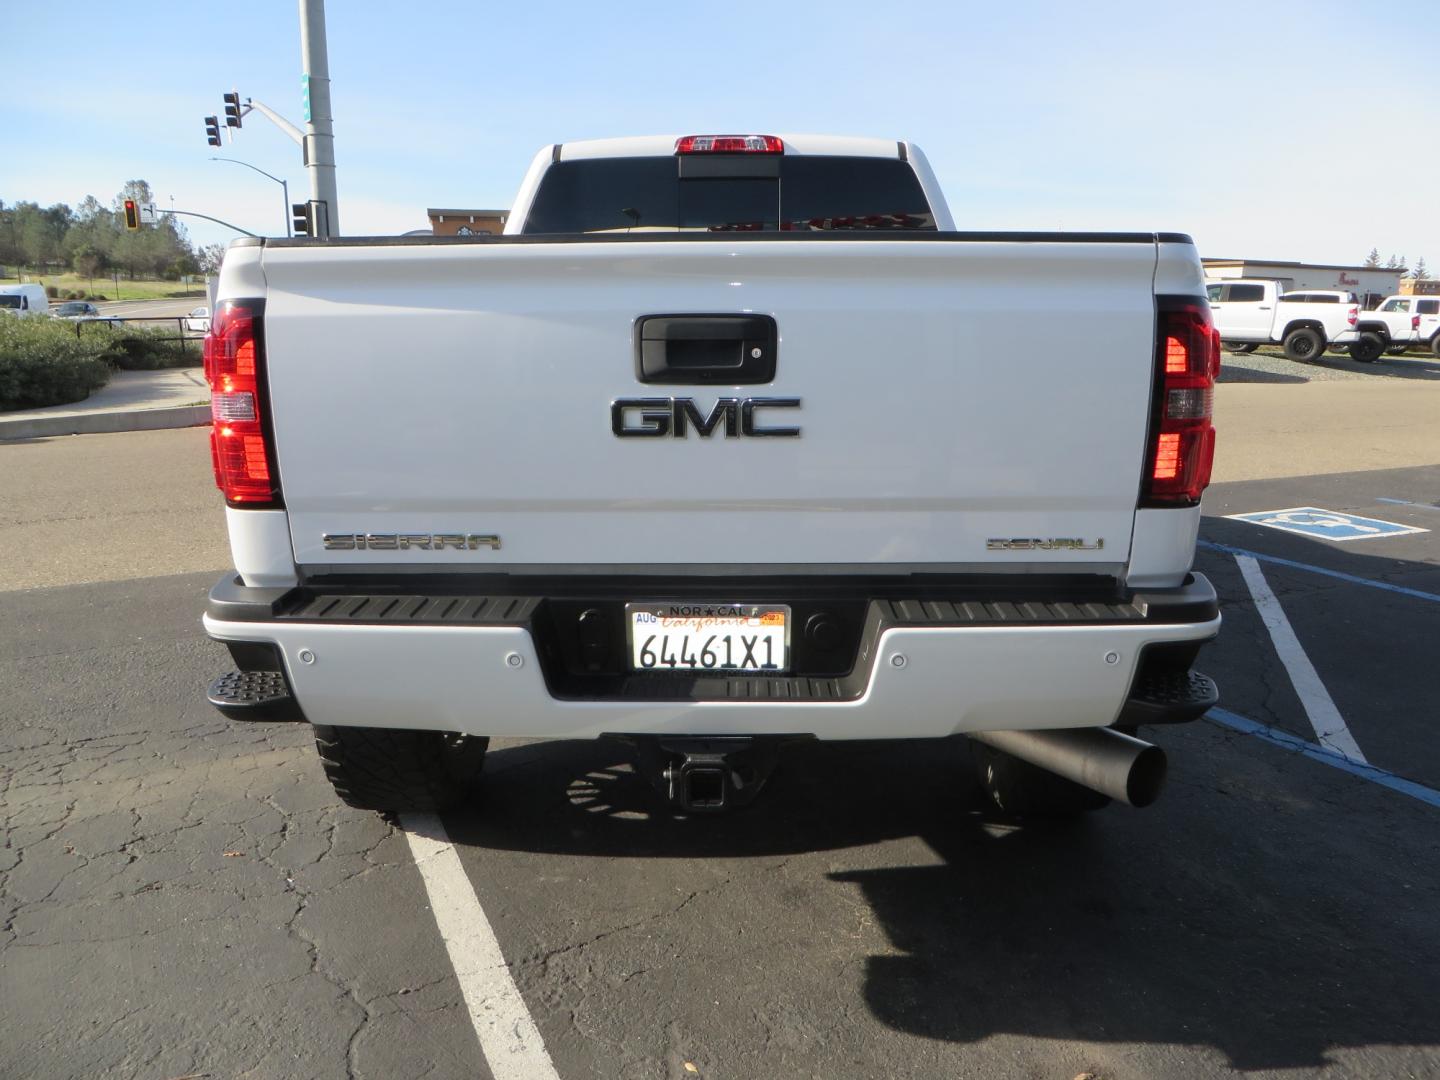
<box><xmin>0</xmin><ymin>317</ymin><xmax>112</xmax><ymax>410</ymax></box>
<box><xmin>101</xmin><ymin>324</ymin><xmax>198</xmax><ymax>370</ymax></box>
<box><xmin>45</xmin><ymin>285</ymin><xmax>59</xmax><ymax>299</ymax></box>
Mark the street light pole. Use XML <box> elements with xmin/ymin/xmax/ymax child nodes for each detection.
<box><xmin>299</xmin><ymin>0</ymin><xmax>339</xmax><ymax>237</ymax></box>
<box><xmin>209</xmin><ymin>158</ymin><xmax>292</xmax><ymax>237</ymax></box>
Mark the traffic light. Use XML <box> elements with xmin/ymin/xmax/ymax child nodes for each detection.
<box><xmin>123</xmin><ymin>200</ymin><xmax>140</xmax><ymax>231</ymax></box>
<box><xmin>223</xmin><ymin>91</ymin><xmax>243</xmax><ymax>129</ymax></box>
<box><xmin>293</xmin><ymin>202</ymin><xmax>313</xmax><ymax>237</ymax></box>
<box><xmin>204</xmin><ymin>115</ymin><xmax>221</xmax><ymax>147</ymax></box>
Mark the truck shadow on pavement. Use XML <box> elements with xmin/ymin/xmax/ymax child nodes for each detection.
<box><xmin>452</xmin><ymin>714</ymin><xmax>1440</xmax><ymax>1071</ymax></box>
<box><xmin>1220</xmin><ymin>350</ymin><xmax>1440</xmax><ymax>382</ymax></box>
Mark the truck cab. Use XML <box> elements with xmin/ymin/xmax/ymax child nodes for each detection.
<box><xmin>1416</xmin><ymin>297</ymin><xmax>1440</xmax><ymax>356</ymax></box>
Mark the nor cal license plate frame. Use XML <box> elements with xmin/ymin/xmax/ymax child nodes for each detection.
<box><xmin>625</xmin><ymin>602</ymin><xmax>792</xmax><ymax>674</ymax></box>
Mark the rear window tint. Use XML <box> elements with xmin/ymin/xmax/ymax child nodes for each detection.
<box><xmin>524</xmin><ymin>156</ymin><xmax>935</xmax><ymax>234</ymax></box>
<box><xmin>1418</xmin><ymin>299</ymin><xmax>1440</xmax><ymax>315</ymax></box>
<box><xmin>1226</xmin><ymin>284</ymin><xmax>1266</xmax><ymax>302</ymax></box>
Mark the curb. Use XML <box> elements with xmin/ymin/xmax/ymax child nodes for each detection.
<box><xmin>0</xmin><ymin>404</ymin><xmax>211</xmax><ymax>441</ymax></box>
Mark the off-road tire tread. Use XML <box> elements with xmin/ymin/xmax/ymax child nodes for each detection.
<box><xmin>313</xmin><ymin>725</ymin><xmax>488</xmax><ymax>812</ymax></box>
<box><xmin>1282</xmin><ymin>327</ymin><xmax>1324</xmax><ymax>362</ymax></box>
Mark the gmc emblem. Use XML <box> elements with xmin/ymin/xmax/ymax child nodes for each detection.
<box><xmin>611</xmin><ymin>397</ymin><xmax>801</xmax><ymax>438</ymax></box>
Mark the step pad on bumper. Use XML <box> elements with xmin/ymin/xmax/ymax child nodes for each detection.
<box><xmin>1118</xmin><ymin>670</ymin><xmax>1218</xmax><ymax>726</ymax></box>
<box><xmin>207</xmin><ymin>670</ymin><xmax>306</xmax><ymax>723</ymax></box>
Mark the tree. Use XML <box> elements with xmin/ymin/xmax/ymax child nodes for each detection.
<box><xmin>1364</xmin><ymin>247</ymin><xmax>1381</xmax><ymax>268</ymax></box>
<box><xmin>71</xmin><ymin>243</ymin><xmax>108</xmax><ymax>281</ymax></box>
<box><xmin>1385</xmin><ymin>253</ymin><xmax>1401</xmax><ymax>269</ymax></box>
<box><xmin>1413</xmin><ymin>257</ymin><xmax>1430</xmax><ymax>281</ymax></box>
<box><xmin>74</xmin><ymin>195</ymin><xmax>107</xmax><ymax>223</ymax></box>
<box><xmin>197</xmin><ymin>243</ymin><xmax>227</xmax><ymax>275</ymax></box>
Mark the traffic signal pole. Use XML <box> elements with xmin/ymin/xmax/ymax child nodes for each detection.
<box><xmin>299</xmin><ymin>0</ymin><xmax>339</xmax><ymax>237</ymax></box>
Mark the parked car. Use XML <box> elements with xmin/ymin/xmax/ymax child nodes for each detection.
<box><xmin>51</xmin><ymin>301</ymin><xmax>121</xmax><ymax>327</ymax></box>
<box><xmin>1206</xmin><ymin>279</ymin><xmax>1357</xmax><ymax>361</ymax></box>
<box><xmin>200</xmin><ymin>132</ymin><xmax>1221</xmax><ymax>820</ymax></box>
<box><xmin>185</xmin><ymin>306</ymin><xmax>211</xmax><ymax>333</ymax></box>
<box><xmin>0</xmin><ymin>283</ymin><xmax>51</xmax><ymax>318</ymax></box>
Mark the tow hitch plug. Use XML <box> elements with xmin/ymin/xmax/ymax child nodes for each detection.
<box><xmin>630</xmin><ymin>737</ymin><xmax>789</xmax><ymax>814</ymax></box>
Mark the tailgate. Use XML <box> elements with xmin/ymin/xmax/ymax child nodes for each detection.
<box><xmin>260</xmin><ymin>238</ymin><xmax>1159</xmax><ymax>571</ymax></box>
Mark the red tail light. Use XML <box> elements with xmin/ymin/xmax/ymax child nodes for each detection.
<box><xmin>1144</xmin><ymin>297</ymin><xmax>1218</xmax><ymax>506</ymax></box>
<box><xmin>675</xmin><ymin>134</ymin><xmax>784</xmax><ymax>154</ymax></box>
<box><xmin>1348</xmin><ymin>306</ymin><xmax>1358</xmax><ymax>326</ymax></box>
<box><xmin>1413</xmin><ymin>314</ymin><xmax>1422</xmax><ymax>331</ymax></box>
<box><xmin>203</xmin><ymin>300</ymin><xmax>279</xmax><ymax>506</ymax></box>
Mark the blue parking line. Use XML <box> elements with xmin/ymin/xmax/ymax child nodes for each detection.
<box><xmin>1196</xmin><ymin>540</ymin><xmax>1440</xmax><ymax>604</ymax></box>
<box><xmin>1208</xmin><ymin>708</ymin><xmax>1440</xmax><ymax>810</ymax></box>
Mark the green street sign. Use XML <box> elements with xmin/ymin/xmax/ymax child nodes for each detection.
<box><xmin>301</xmin><ymin>73</ymin><xmax>311</xmax><ymax>123</ymax></box>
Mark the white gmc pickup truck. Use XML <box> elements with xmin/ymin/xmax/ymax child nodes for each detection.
<box><xmin>202</xmin><ymin>134</ymin><xmax>1221</xmax><ymax>818</ymax></box>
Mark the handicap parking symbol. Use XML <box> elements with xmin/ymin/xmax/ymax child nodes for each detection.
<box><xmin>1227</xmin><ymin>506</ymin><xmax>1429</xmax><ymax>542</ymax></box>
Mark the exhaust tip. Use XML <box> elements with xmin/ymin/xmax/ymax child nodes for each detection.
<box><xmin>1126</xmin><ymin>744</ymin><xmax>1168</xmax><ymax>808</ymax></box>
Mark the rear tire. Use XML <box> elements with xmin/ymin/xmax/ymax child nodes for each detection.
<box><xmin>1282</xmin><ymin>327</ymin><xmax>1324</xmax><ymax>362</ymax></box>
<box><xmin>1386</xmin><ymin>346</ymin><xmax>1408</xmax><ymax>356</ymax></box>
<box><xmin>1348</xmin><ymin>333</ymin><xmax>1385</xmax><ymax>363</ymax></box>
<box><xmin>313</xmin><ymin>726</ymin><xmax>489</xmax><ymax>812</ymax></box>
<box><xmin>972</xmin><ymin>741</ymin><xmax>1111</xmax><ymax>818</ymax></box>
<box><xmin>1223</xmin><ymin>342</ymin><xmax>1259</xmax><ymax>354</ymax></box>
<box><xmin>1431</xmin><ymin>334</ymin><xmax>1440</xmax><ymax>359</ymax></box>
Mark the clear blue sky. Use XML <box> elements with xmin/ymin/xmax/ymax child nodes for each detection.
<box><xmin>4</xmin><ymin>0</ymin><xmax>1435</xmax><ymax>269</ymax></box>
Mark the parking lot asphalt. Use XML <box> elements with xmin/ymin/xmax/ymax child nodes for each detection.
<box><xmin>2</xmin><ymin>432</ymin><xmax>1438</xmax><ymax>1078</ymax></box>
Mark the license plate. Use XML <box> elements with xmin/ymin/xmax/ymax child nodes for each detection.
<box><xmin>626</xmin><ymin>603</ymin><xmax>790</xmax><ymax>673</ymax></box>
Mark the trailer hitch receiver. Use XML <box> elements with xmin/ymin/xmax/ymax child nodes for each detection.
<box><xmin>626</xmin><ymin>736</ymin><xmax>790</xmax><ymax>813</ymax></box>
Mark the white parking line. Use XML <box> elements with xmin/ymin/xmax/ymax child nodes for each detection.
<box><xmin>1233</xmin><ymin>554</ymin><xmax>1367</xmax><ymax>763</ymax></box>
<box><xmin>401</xmin><ymin>812</ymin><xmax>561</xmax><ymax>1080</ymax></box>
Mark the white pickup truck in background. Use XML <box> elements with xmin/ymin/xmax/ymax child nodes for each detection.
<box><xmin>200</xmin><ymin>133</ymin><xmax>1221</xmax><ymax>819</ymax></box>
<box><xmin>1352</xmin><ymin>295</ymin><xmax>1438</xmax><ymax>358</ymax></box>
<box><xmin>1206</xmin><ymin>279</ymin><xmax>1359</xmax><ymax>360</ymax></box>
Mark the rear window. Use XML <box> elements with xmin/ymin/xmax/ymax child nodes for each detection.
<box><xmin>1418</xmin><ymin>299</ymin><xmax>1440</xmax><ymax>315</ymax></box>
<box><xmin>523</xmin><ymin>156</ymin><xmax>936</xmax><ymax>234</ymax></box>
<box><xmin>1284</xmin><ymin>292</ymin><xmax>1348</xmax><ymax>304</ymax></box>
<box><xmin>1226</xmin><ymin>284</ymin><xmax>1266</xmax><ymax>302</ymax></box>
<box><xmin>0</xmin><ymin>295</ymin><xmax>22</xmax><ymax>309</ymax></box>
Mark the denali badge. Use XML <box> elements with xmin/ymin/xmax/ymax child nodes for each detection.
<box><xmin>612</xmin><ymin>397</ymin><xmax>800</xmax><ymax>438</ymax></box>
<box><xmin>987</xmin><ymin>538</ymin><xmax>1105</xmax><ymax>551</ymax></box>
<box><xmin>323</xmin><ymin>533</ymin><xmax>501</xmax><ymax>551</ymax></box>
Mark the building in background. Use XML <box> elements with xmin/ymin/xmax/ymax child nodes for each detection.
<box><xmin>1398</xmin><ymin>277</ymin><xmax>1439</xmax><ymax>296</ymax></box>
<box><xmin>427</xmin><ymin>208</ymin><xmax>507</xmax><ymax>236</ymax></box>
<box><xmin>1203</xmin><ymin>258</ymin><xmax>1404</xmax><ymax>309</ymax></box>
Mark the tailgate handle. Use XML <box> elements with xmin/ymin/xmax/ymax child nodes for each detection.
<box><xmin>635</xmin><ymin>315</ymin><xmax>777</xmax><ymax>384</ymax></box>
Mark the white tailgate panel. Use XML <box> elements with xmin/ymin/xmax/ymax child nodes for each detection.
<box><xmin>261</xmin><ymin>240</ymin><xmax>1158</xmax><ymax>569</ymax></box>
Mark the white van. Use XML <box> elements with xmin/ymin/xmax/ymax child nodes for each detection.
<box><xmin>0</xmin><ymin>284</ymin><xmax>51</xmax><ymax>318</ymax></box>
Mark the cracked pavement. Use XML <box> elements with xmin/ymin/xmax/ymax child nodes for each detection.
<box><xmin>2</xmin><ymin>429</ymin><xmax>1439</xmax><ymax>1079</ymax></box>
